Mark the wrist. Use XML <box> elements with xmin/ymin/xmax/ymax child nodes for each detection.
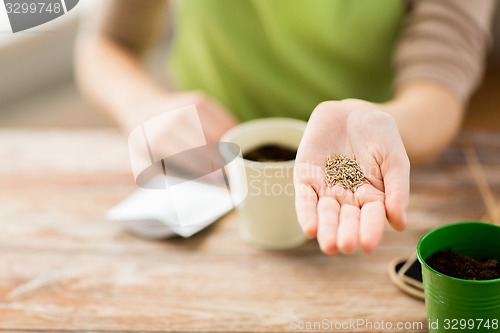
<box><xmin>119</xmin><ymin>91</ymin><xmax>171</xmax><ymax>133</ymax></box>
<box><xmin>379</xmin><ymin>81</ymin><xmax>465</xmax><ymax>164</ymax></box>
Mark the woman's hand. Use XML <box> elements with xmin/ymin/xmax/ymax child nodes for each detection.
<box><xmin>294</xmin><ymin>99</ymin><xmax>410</xmax><ymax>255</ymax></box>
<box><xmin>124</xmin><ymin>91</ymin><xmax>237</xmax><ymax>142</ymax></box>
<box><xmin>126</xmin><ymin>91</ymin><xmax>238</xmax><ymax>185</ymax></box>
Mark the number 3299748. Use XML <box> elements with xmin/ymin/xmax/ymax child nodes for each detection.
<box><xmin>5</xmin><ymin>2</ymin><xmax>62</xmax><ymax>14</ymax></box>
<box><xmin>443</xmin><ymin>318</ymin><xmax>499</xmax><ymax>330</ymax></box>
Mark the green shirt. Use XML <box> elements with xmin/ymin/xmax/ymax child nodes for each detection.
<box><xmin>168</xmin><ymin>0</ymin><xmax>403</xmax><ymax>121</ymax></box>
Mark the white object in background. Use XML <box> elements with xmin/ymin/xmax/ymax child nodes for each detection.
<box><xmin>127</xmin><ymin>104</ymin><xmax>241</xmax><ymax>228</ymax></box>
<box><xmin>107</xmin><ymin>176</ymin><xmax>233</xmax><ymax>239</ymax></box>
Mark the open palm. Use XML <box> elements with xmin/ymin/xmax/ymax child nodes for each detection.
<box><xmin>294</xmin><ymin>100</ymin><xmax>410</xmax><ymax>254</ymax></box>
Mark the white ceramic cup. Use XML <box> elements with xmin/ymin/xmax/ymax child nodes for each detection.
<box><xmin>220</xmin><ymin>118</ymin><xmax>308</xmax><ymax>250</ymax></box>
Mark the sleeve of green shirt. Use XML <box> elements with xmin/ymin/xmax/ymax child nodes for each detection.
<box><xmin>96</xmin><ymin>0</ymin><xmax>168</xmax><ymax>55</ymax></box>
<box><xmin>394</xmin><ymin>0</ymin><xmax>496</xmax><ymax>102</ymax></box>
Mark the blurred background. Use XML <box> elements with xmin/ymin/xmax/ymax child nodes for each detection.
<box><xmin>0</xmin><ymin>1</ymin><xmax>169</xmax><ymax>129</ymax></box>
<box><xmin>0</xmin><ymin>2</ymin><xmax>499</xmax><ymax>131</ymax></box>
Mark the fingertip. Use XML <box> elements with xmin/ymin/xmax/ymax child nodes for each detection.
<box><xmin>382</xmin><ymin>155</ymin><xmax>410</xmax><ymax>232</ymax></box>
<box><xmin>399</xmin><ymin>211</ymin><xmax>408</xmax><ymax>231</ymax></box>
<box><xmin>337</xmin><ymin>204</ymin><xmax>360</xmax><ymax>255</ymax></box>
<box><xmin>316</xmin><ymin>196</ymin><xmax>341</xmax><ymax>255</ymax></box>
<box><xmin>317</xmin><ymin>230</ymin><xmax>338</xmax><ymax>255</ymax></box>
<box><xmin>337</xmin><ymin>238</ymin><xmax>357</xmax><ymax>255</ymax></box>
<box><xmin>294</xmin><ymin>182</ymin><xmax>319</xmax><ymax>238</ymax></box>
<box><xmin>358</xmin><ymin>201</ymin><xmax>386</xmax><ymax>253</ymax></box>
<box><xmin>320</xmin><ymin>244</ymin><xmax>338</xmax><ymax>256</ymax></box>
<box><xmin>359</xmin><ymin>237</ymin><xmax>379</xmax><ymax>253</ymax></box>
<box><xmin>362</xmin><ymin>246</ymin><xmax>375</xmax><ymax>254</ymax></box>
<box><xmin>385</xmin><ymin>194</ymin><xmax>407</xmax><ymax>232</ymax></box>
<box><xmin>296</xmin><ymin>207</ymin><xmax>318</xmax><ymax>238</ymax></box>
<box><xmin>304</xmin><ymin>223</ymin><xmax>318</xmax><ymax>238</ymax></box>
<box><xmin>387</xmin><ymin>209</ymin><xmax>407</xmax><ymax>232</ymax></box>
<box><xmin>359</xmin><ymin>232</ymin><xmax>376</xmax><ymax>253</ymax></box>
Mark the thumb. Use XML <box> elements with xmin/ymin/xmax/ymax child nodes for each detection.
<box><xmin>382</xmin><ymin>150</ymin><xmax>410</xmax><ymax>231</ymax></box>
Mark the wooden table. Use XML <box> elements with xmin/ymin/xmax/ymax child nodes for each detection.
<box><xmin>0</xmin><ymin>129</ymin><xmax>498</xmax><ymax>333</ymax></box>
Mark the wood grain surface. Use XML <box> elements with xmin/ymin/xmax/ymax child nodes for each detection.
<box><xmin>0</xmin><ymin>129</ymin><xmax>498</xmax><ymax>333</ymax></box>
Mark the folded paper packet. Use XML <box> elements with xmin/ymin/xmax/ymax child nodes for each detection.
<box><xmin>107</xmin><ymin>176</ymin><xmax>234</xmax><ymax>239</ymax></box>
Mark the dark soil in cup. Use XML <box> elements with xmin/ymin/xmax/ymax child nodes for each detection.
<box><xmin>426</xmin><ymin>248</ymin><xmax>500</xmax><ymax>280</ymax></box>
<box><xmin>243</xmin><ymin>144</ymin><xmax>297</xmax><ymax>162</ymax></box>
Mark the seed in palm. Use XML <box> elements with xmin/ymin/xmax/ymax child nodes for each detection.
<box><xmin>324</xmin><ymin>154</ymin><xmax>370</xmax><ymax>193</ymax></box>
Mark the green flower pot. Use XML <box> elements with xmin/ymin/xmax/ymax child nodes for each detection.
<box><xmin>417</xmin><ymin>221</ymin><xmax>500</xmax><ymax>333</ymax></box>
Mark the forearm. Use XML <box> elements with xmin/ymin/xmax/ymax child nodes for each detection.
<box><xmin>386</xmin><ymin>0</ymin><xmax>494</xmax><ymax>164</ymax></box>
<box><xmin>75</xmin><ymin>0</ymin><xmax>168</xmax><ymax>132</ymax></box>
<box><xmin>381</xmin><ymin>81</ymin><xmax>464</xmax><ymax>165</ymax></box>
<box><xmin>74</xmin><ymin>35</ymin><xmax>166</xmax><ymax>132</ymax></box>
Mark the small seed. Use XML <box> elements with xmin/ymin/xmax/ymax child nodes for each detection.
<box><xmin>324</xmin><ymin>154</ymin><xmax>369</xmax><ymax>193</ymax></box>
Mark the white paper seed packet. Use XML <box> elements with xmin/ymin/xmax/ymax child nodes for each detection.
<box><xmin>107</xmin><ymin>176</ymin><xmax>234</xmax><ymax>239</ymax></box>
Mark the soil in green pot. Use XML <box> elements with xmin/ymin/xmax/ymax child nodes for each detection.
<box><xmin>426</xmin><ymin>248</ymin><xmax>500</xmax><ymax>280</ymax></box>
